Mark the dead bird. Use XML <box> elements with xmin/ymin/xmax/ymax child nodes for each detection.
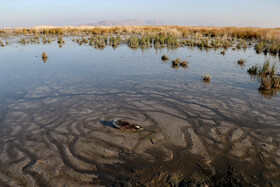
<box><xmin>113</xmin><ymin>120</ymin><xmax>143</xmax><ymax>131</ymax></box>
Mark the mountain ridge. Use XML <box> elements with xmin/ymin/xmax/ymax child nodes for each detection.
<box><xmin>79</xmin><ymin>19</ymin><xmax>166</xmax><ymax>26</ymax></box>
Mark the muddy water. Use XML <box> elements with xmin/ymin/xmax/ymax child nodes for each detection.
<box><xmin>0</xmin><ymin>40</ymin><xmax>280</xmax><ymax>186</ymax></box>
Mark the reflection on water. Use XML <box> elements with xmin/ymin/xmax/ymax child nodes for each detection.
<box><xmin>42</xmin><ymin>57</ymin><xmax>48</xmax><ymax>63</ymax></box>
<box><xmin>0</xmin><ymin>38</ymin><xmax>279</xmax><ymax>186</ymax></box>
<box><xmin>259</xmin><ymin>88</ymin><xmax>279</xmax><ymax>98</ymax></box>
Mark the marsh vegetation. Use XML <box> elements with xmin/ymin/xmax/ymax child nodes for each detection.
<box><xmin>1</xmin><ymin>26</ymin><xmax>279</xmax><ymax>55</ymax></box>
<box><xmin>247</xmin><ymin>60</ymin><xmax>280</xmax><ymax>95</ymax></box>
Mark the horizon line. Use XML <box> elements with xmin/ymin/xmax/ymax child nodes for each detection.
<box><xmin>2</xmin><ymin>25</ymin><xmax>280</xmax><ymax>30</ymax></box>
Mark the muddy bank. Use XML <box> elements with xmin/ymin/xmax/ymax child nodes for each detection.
<box><xmin>0</xmin><ymin>83</ymin><xmax>279</xmax><ymax>186</ymax></box>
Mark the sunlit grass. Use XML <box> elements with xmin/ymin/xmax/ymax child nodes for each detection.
<box><xmin>2</xmin><ymin>26</ymin><xmax>278</xmax><ymax>43</ymax></box>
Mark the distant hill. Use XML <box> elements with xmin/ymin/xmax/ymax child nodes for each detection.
<box><xmin>79</xmin><ymin>20</ymin><xmax>166</xmax><ymax>26</ymax></box>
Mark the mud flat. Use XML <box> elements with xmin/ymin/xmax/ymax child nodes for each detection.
<box><xmin>0</xmin><ymin>39</ymin><xmax>279</xmax><ymax>186</ymax></box>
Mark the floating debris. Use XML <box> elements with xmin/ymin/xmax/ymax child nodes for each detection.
<box><xmin>113</xmin><ymin>120</ymin><xmax>143</xmax><ymax>131</ymax></box>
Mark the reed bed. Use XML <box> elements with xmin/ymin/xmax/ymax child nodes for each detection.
<box><xmin>1</xmin><ymin>26</ymin><xmax>279</xmax><ymax>42</ymax></box>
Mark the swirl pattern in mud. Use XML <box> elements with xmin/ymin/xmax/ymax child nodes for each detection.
<box><xmin>0</xmin><ymin>80</ymin><xmax>279</xmax><ymax>186</ymax></box>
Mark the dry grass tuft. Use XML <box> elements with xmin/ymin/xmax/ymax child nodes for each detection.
<box><xmin>237</xmin><ymin>59</ymin><xmax>246</xmax><ymax>65</ymax></box>
<box><xmin>161</xmin><ymin>54</ymin><xmax>169</xmax><ymax>60</ymax></box>
<box><xmin>171</xmin><ymin>58</ymin><xmax>181</xmax><ymax>66</ymax></box>
<box><xmin>42</xmin><ymin>51</ymin><xmax>48</xmax><ymax>58</ymax></box>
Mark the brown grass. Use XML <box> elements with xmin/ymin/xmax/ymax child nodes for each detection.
<box><xmin>1</xmin><ymin>26</ymin><xmax>280</xmax><ymax>42</ymax></box>
<box><xmin>42</xmin><ymin>51</ymin><xmax>48</xmax><ymax>58</ymax></box>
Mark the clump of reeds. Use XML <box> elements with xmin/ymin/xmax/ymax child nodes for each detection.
<box><xmin>128</xmin><ymin>36</ymin><xmax>139</xmax><ymax>48</ymax></box>
<box><xmin>57</xmin><ymin>37</ymin><xmax>65</xmax><ymax>44</ymax></box>
<box><xmin>237</xmin><ymin>59</ymin><xmax>246</xmax><ymax>65</ymax></box>
<box><xmin>222</xmin><ymin>40</ymin><xmax>232</xmax><ymax>49</ymax></box>
<box><xmin>179</xmin><ymin>60</ymin><xmax>188</xmax><ymax>67</ymax></box>
<box><xmin>196</xmin><ymin>39</ymin><xmax>212</xmax><ymax>48</ymax></box>
<box><xmin>19</xmin><ymin>38</ymin><xmax>26</xmax><ymax>45</ymax></box>
<box><xmin>247</xmin><ymin>65</ymin><xmax>258</xmax><ymax>75</ymax></box>
<box><xmin>247</xmin><ymin>60</ymin><xmax>280</xmax><ymax>91</ymax></box>
<box><xmin>183</xmin><ymin>40</ymin><xmax>195</xmax><ymax>47</ymax></box>
<box><xmin>171</xmin><ymin>58</ymin><xmax>181</xmax><ymax>66</ymax></box>
<box><xmin>259</xmin><ymin>75</ymin><xmax>280</xmax><ymax>91</ymax></box>
<box><xmin>171</xmin><ymin>58</ymin><xmax>189</xmax><ymax>68</ymax></box>
<box><xmin>81</xmin><ymin>37</ymin><xmax>88</xmax><ymax>44</ymax></box>
<box><xmin>236</xmin><ymin>40</ymin><xmax>247</xmax><ymax>49</ymax></box>
<box><xmin>202</xmin><ymin>75</ymin><xmax>211</xmax><ymax>82</ymax></box>
<box><xmin>165</xmin><ymin>34</ymin><xmax>179</xmax><ymax>47</ymax></box>
<box><xmin>89</xmin><ymin>35</ymin><xmax>107</xmax><ymax>48</ymax></box>
<box><xmin>259</xmin><ymin>60</ymin><xmax>276</xmax><ymax>75</ymax></box>
<box><xmin>109</xmin><ymin>36</ymin><xmax>122</xmax><ymax>47</ymax></box>
<box><xmin>267</xmin><ymin>43</ymin><xmax>279</xmax><ymax>54</ymax></box>
<box><xmin>42</xmin><ymin>51</ymin><xmax>48</xmax><ymax>58</ymax></box>
<box><xmin>161</xmin><ymin>54</ymin><xmax>169</xmax><ymax>60</ymax></box>
<box><xmin>42</xmin><ymin>36</ymin><xmax>47</xmax><ymax>44</ymax></box>
<box><xmin>153</xmin><ymin>34</ymin><xmax>165</xmax><ymax>46</ymax></box>
<box><xmin>255</xmin><ymin>42</ymin><xmax>267</xmax><ymax>53</ymax></box>
<box><xmin>247</xmin><ymin>60</ymin><xmax>276</xmax><ymax>76</ymax></box>
<box><xmin>210</xmin><ymin>40</ymin><xmax>221</xmax><ymax>48</ymax></box>
<box><xmin>0</xmin><ymin>40</ymin><xmax>4</xmax><ymax>47</ymax></box>
<box><xmin>139</xmin><ymin>36</ymin><xmax>152</xmax><ymax>46</ymax></box>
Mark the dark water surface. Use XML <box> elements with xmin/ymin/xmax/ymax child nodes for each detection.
<box><xmin>0</xmin><ymin>39</ymin><xmax>279</xmax><ymax>186</ymax></box>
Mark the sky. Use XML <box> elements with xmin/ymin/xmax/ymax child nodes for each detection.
<box><xmin>0</xmin><ymin>0</ymin><xmax>279</xmax><ymax>28</ymax></box>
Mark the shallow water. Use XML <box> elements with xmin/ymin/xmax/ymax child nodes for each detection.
<box><xmin>0</xmin><ymin>39</ymin><xmax>280</xmax><ymax>186</ymax></box>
